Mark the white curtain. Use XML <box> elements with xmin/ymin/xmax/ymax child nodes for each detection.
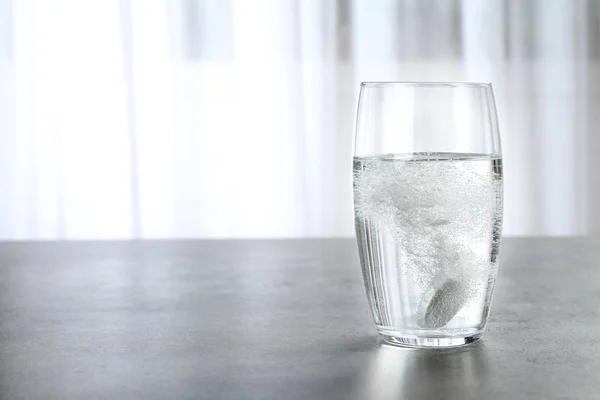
<box><xmin>0</xmin><ymin>0</ymin><xmax>599</xmax><ymax>239</ymax></box>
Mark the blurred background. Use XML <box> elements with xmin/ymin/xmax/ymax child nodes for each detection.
<box><xmin>0</xmin><ymin>0</ymin><xmax>598</xmax><ymax>239</ymax></box>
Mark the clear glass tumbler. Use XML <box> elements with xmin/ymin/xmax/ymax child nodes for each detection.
<box><xmin>353</xmin><ymin>82</ymin><xmax>503</xmax><ymax>347</ymax></box>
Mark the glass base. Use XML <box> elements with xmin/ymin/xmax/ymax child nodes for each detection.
<box><xmin>379</xmin><ymin>332</ymin><xmax>482</xmax><ymax>348</ymax></box>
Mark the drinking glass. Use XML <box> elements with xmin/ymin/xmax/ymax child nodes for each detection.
<box><xmin>353</xmin><ymin>82</ymin><xmax>503</xmax><ymax>347</ymax></box>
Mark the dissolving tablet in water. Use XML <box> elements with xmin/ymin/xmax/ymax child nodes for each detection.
<box><xmin>417</xmin><ymin>274</ymin><xmax>471</xmax><ymax>329</ymax></box>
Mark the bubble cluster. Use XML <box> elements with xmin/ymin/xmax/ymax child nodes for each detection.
<box><xmin>353</xmin><ymin>154</ymin><xmax>503</xmax><ymax>295</ymax></box>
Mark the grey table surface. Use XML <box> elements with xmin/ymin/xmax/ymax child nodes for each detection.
<box><xmin>0</xmin><ymin>238</ymin><xmax>598</xmax><ymax>399</ymax></box>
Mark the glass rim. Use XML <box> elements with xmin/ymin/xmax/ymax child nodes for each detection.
<box><xmin>360</xmin><ymin>81</ymin><xmax>492</xmax><ymax>88</ymax></box>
